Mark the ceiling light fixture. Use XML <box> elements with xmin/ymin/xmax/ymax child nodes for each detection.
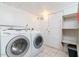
<box><xmin>40</xmin><ymin>10</ymin><xmax>49</xmax><ymax>20</ymax></box>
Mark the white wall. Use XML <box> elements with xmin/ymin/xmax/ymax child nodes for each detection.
<box><xmin>0</xmin><ymin>3</ymin><xmax>35</xmax><ymax>28</ymax></box>
<box><xmin>39</xmin><ymin>18</ymin><xmax>48</xmax><ymax>45</ymax></box>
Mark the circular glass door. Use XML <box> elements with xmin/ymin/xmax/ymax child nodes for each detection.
<box><xmin>34</xmin><ymin>35</ymin><xmax>43</xmax><ymax>49</ymax></box>
<box><xmin>6</xmin><ymin>35</ymin><xmax>30</xmax><ymax>57</ymax></box>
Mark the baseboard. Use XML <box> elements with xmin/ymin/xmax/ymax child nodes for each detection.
<box><xmin>43</xmin><ymin>43</ymin><xmax>64</xmax><ymax>51</ymax></box>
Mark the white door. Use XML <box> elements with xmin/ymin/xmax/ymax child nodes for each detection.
<box><xmin>47</xmin><ymin>12</ymin><xmax>63</xmax><ymax>49</ymax></box>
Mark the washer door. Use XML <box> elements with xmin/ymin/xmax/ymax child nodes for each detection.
<box><xmin>33</xmin><ymin>35</ymin><xmax>43</xmax><ymax>49</ymax></box>
<box><xmin>6</xmin><ymin>35</ymin><xmax>30</xmax><ymax>57</ymax></box>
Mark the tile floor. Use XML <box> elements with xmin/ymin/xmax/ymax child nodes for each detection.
<box><xmin>36</xmin><ymin>45</ymin><xmax>68</xmax><ymax>57</ymax></box>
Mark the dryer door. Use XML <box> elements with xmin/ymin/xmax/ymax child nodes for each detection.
<box><xmin>6</xmin><ymin>35</ymin><xmax>30</xmax><ymax>57</ymax></box>
<box><xmin>33</xmin><ymin>35</ymin><xmax>43</xmax><ymax>49</ymax></box>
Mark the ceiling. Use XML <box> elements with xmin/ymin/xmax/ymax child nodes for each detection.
<box><xmin>2</xmin><ymin>2</ymin><xmax>77</xmax><ymax>15</ymax></box>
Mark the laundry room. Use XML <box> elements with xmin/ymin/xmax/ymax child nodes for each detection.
<box><xmin>0</xmin><ymin>2</ymin><xmax>79</xmax><ymax>57</ymax></box>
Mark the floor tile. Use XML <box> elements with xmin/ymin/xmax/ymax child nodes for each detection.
<box><xmin>36</xmin><ymin>45</ymin><xmax>68</xmax><ymax>57</ymax></box>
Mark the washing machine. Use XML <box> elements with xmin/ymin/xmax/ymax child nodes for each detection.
<box><xmin>0</xmin><ymin>30</ymin><xmax>31</xmax><ymax>57</ymax></box>
<box><xmin>30</xmin><ymin>31</ymin><xmax>44</xmax><ymax>56</ymax></box>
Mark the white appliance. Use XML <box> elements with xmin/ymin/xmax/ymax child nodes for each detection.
<box><xmin>0</xmin><ymin>30</ymin><xmax>31</xmax><ymax>57</ymax></box>
<box><xmin>30</xmin><ymin>31</ymin><xmax>44</xmax><ymax>56</ymax></box>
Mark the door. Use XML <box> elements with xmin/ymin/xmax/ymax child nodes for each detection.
<box><xmin>47</xmin><ymin>12</ymin><xmax>63</xmax><ymax>49</ymax></box>
<box><xmin>6</xmin><ymin>35</ymin><xmax>30</xmax><ymax>57</ymax></box>
<box><xmin>33</xmin><ymin>35</ymin><xmax>43</xmax><ymax>49</ymax></box>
